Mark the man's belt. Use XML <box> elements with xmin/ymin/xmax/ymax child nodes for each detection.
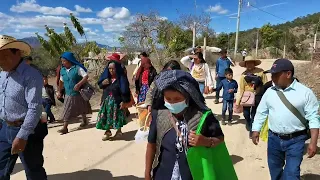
<box><xmin>5</xmin><ymin>120</ymin><xmax>23</xmax><ymax>127</ymax></box>
<box><xmin>270</xmin><ymin>129</ymin><xmax>308</xmax><ymax>140</ymax></box>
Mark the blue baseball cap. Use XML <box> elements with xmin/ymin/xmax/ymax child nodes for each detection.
<box><xmin>264</xmin><ymin>59</ymin><xmax>294</xmax><ymax>74</ymax></box>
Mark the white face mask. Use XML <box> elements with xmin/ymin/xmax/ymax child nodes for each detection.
<box><xmin>164</xmin><ymin>100</ymin><xmax>188</xmax><ymax>114</ymax></box>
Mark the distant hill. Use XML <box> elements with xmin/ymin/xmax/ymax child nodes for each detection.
<box><xmin>19</xmin><ymin>37</ymin><xmax>41</xmax><ymax>48</ymax></box>
<box><xmin>18</xmin><ymin>36</ymin><xmax>115</xmax><ymax>50</ymax></box>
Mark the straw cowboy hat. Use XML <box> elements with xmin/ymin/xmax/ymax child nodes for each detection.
<box><xmin>239</xmin><ymin>56</ymin><xmax>261</xmax><ymax>67</ymax></box>
<box><xmin>0</xmin><ymin>35</ymin><xmax>31</xmax><ymax>56</ymax></box>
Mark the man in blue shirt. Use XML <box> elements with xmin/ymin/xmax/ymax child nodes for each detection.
<box><xmin>0</xmin><ymin>35</ymin><xmax>47</xmax><ymax>179</ymax></box>
<box><xmin>216</xmin><ymin>68</ymin><xmax>238</xmax><ymax>125</ymax></box>
<box><xmin>215</xmin><ymin>49</ymin><xmax>233</xmax><ymax>104</ymax></box>
<box><xmin>252</xmin><ymin>59</ymin><xmax>319</xmax><ymax>180</ymax></box>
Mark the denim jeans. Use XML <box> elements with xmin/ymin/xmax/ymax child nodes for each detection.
<box><xmin>198</xmin><ymin>82</ymin><xmax>205</xmax><ymax>94</ymax></box>
<box><xmin>42</xmin><ymin>98</ymin><xmax>55</xmax><ymax>121</ymax></box>
<box><xmin>0</xmin><ymin>121</ymin><xmax>47</xmax><ymax>180</ymax></box>
<box><xmin>267</xmin><ymin>131</ymin><xmax>307</xmax><ymax>180</ymax></box>
<box><xmin>215</xmin><ymin>77</ymin><xmax>225</xmax><ymax>101</ymax></box>
<box><xmin>222</xmin><ymin>100</ymin><xmax>233</xmax><ymax>121</ymax></box>
<box><xmin>243</xmin><ymin>106</ymin><xmax>257</xmax><ymax>132</ymax></box>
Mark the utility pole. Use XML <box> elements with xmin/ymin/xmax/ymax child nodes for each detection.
<box><xmin>234</xmin><ymin>0</ymin><xmax>243</xmax><ymax>59</ymax></box>
<box><xmin>192</xmin><ymin>0</ymin><xmax>197</xmax><ymax>48</ymax></box>
<box><xmin>283</xmin><ymin>32</ymin><xmax>286</xmax><ymax>58</ymax></box>
<box><xmin>255</xmin><ymin>29</ymin><xmax>259</xmax><ymax>57</ymax></box>
<box><xmin>313</xmin><ymin>17</ymin><xmax>320</xmax><ymax>51</ymax></box>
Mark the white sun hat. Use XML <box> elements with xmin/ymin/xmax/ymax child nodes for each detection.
<box><xmin>0</xmin><ymin>35</ymin><xmax>31</xmax><ymax>56</ymax></box>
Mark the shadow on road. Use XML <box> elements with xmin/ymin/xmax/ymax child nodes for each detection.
<box><xmin>214</xmin><ymin>114</ymin><xmax>245</xmax><ymax>125</ymax></box>
<box><xmin>12</xmin><ymin>163</ymin><xmax>24</xmax><ymax>175</ymax></box>
<box><xmin>301</xmin><ymin>173</ymin><xmax>320</xmax><ymax>180</ymax></box>
<box><xmin>205</xmin><ymin>95</ymin><xmax>222</xmax><ymax>100</ymax></box>
<box><xmin>230</xmin><ymin>155</ymin><xmax>244</xmax><ymax>165</ymax></box>
<box><xmin>112</xmin><ymin>130</ymin><xmax>137</xmax><ymax>141</ymax></box>
<box><xmin>48</xmin><ymin>169</ymin><xmax>143</xmax><ymax>180</ymax></box>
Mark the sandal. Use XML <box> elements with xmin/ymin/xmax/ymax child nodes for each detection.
<box><xmin>79</xmin><ymin>119</ymin><xmax>88</xmax><ymax>128</ymax></box>
<box><xmin>58</xmin><ymin>128</ymin><xmax>68</xmax><ymax>135</ymax></box>
<box><xmin>102</xmin><ymin>132</ymin><xmax>112</xmax><ymax>141</ymax></box>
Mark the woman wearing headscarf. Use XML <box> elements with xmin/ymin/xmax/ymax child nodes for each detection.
<box><xmin>180</xmin><ymin>52</ymin><xmax>214</xmax><ymax>94</ymax></box>
<box><xmin>106</xmin><ymin>53</ymin><xmax>134</xmax><ymax>116</ymax></box>
<box><xmin>145</xmin><ymin>60</ymin><xmax>181</xmax><ymax>112</ymax></box>
<box><xmin>135</xmin><ymin>57</ymin><xmax>157</xmax><ymax>103</ymax></box>
<box><xmin>145</xmin><ymin>70</ymin><xmax>225</xmax><ymax>180</ymax></box>
<box><xmin>57</xmin><ymin>52</ymin><xmax>92</xmax><ymax>134</ymax></box>
<box><xmin>96</xmin><ymin>61</ymin><xmax>131</xmax><ymax>141</ymax></box>
<box><xmin>235</xmin><ymin>56</ymin><xmax>268</xmax><ymax>138</ymax></box>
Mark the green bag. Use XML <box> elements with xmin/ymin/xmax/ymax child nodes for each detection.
<box><xmin>186</xmin><ymin>111</ymin><xmax>238</xmax><ymax>180</ymax></box>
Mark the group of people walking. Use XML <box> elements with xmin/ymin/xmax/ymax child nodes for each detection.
<box><xmin>0</xmin><ymin>34</ymin><xmax>318</xmax><ymax>180</ymax></box>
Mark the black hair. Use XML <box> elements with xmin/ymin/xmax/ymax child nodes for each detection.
<box><xmin>162</xmin><ymin>60</ymin><xmax>181</xmax><ymax>71</ymax></box>
<box><xmin>24</xmin><ymin>56</ymin><xmax>33</xmax><ymax>61</ymax></box>
<box><xmin>225</xmin><ymin>68</ymin><xmax>233</xmax><ymax>75</ymax></box>
<box><xmin>195</xmin><ymin>52</ymin><xmax>206</xmax><ymax>63</ymax></box>
<box><xmin>140</xmin><ymin>52</ymin><xmax>148</xmax><ymax>57</ymax></box>
<box><xmin>9</xmin><ymin>48</ymin><xmax>19</xmax><ymax>54</ymax></box>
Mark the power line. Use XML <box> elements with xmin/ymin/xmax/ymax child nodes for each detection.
<box><xmin>248</xmin><ymin>3</ymin><xmax>286</xmax><ymax>21</ymax></box>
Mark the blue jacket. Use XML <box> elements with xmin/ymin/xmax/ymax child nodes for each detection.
<box><xmin>216</xmin><ymin>79</ymin><xmax>238</xmax><ymax>101</ymax></box>
<box><xmin>215</xmin><ymin>57</ymin><xmax>232</xmax><ymax>77</ymax></box>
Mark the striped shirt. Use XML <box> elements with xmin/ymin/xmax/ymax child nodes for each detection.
<box><xmin>0</xmin><ymin>61</ymin><xmax>43</xmax><ymax>140</ymax></box>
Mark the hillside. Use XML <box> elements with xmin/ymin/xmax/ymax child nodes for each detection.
<box><xmin>19</xmin><ymin>36</ymin><xmax>114</xmax><ymax>50</ymax></box>
<box><xmin>224</xmin><ymin>12</ymin><xmax>320</xmax><ymax>59</ymax></box>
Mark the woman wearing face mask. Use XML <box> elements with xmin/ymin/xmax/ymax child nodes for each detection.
<box><xmin>145</xmin><ymin>70</ymin><xmax>224</xmax><ymax>180</ymax></box>
<box><xmin>145</xmin><ymin>60</ymin><xmax>182</xmax><ymax>112</ymax></box>
<box><xmin>235</xmin><ymin>56</ymin><xmax>268</xmax><ymax>138</ymax></box>
<box><xmin>96</xmin><ymin>61</ymin><xmax>131</xmax><ymax>140</ymax></box>
<box><xmin>180</xmin><ymin>52</ymin><xmax>214</xmax><ymax>94</ymax></box>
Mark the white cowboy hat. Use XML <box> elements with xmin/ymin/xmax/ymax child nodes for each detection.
<box><xmin>0</xmin><ymin>35</ymin><xmax>31</xmax><ymax>56</ymax></box>
<box><xmin>239</xmin><ymin>56</ymin><xmax>261</xmax><ymax>67</ymax></box>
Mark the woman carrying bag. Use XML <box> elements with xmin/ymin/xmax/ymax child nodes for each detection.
<box><xmin>235</xmin><ymin>56</ymin><xmax>268</xmax><ymax>138</ymax></box>
<box><xmin>145</xmin><ymin>70</ymin><xmax>237</xmax><ymax>180</ymax></box>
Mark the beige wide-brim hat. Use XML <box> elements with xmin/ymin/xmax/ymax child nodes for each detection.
<box><xmin>239</xmin><ymin>56</ymin><xmax>261</xmax><ymax>67</ymax></box>
<box><xmin>0</xmin><ymin>35</ymin><xmax>31</xmax><ymax>56</ymax></box>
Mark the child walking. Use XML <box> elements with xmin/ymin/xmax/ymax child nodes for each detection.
<box><xmin>42</xmin><ymin>75</ymin><xmax>56</xmax><ymax>123</ymax></box>
<box><xmin>216</xmin><ymin>68</ymin><xmax>238</xmax><ymax>125</ymax></box>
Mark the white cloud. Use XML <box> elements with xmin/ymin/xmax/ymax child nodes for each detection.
<box><xmin>97</xmin><ymin>7</ymin><xmax>130</xmax><ymax>19</ymax></box>
<box><xmin>114</xmin><ymin>7</ymin><xmax>131</xmax><ymax>19</ymax></box>
<box><xmin>206</xmin><ymin>4</ymin><xmax>229</xmax><ymax>14</ymax></box>
<box><xmin>10</xmin><ymin>0</ymin><xmax>77</xmax><ymax>15</ymax></box>
<box><xmin>75</xmin><ymin>5</ymin><xmax>92</xmax><ymax>13</ymax></box>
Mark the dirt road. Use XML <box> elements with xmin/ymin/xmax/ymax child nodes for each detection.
<box><xmin>12</xmin><ymin>59</ymin><xmax>319</xmax><ymax>180</ymax></box>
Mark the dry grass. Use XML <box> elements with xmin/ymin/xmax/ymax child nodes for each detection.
<box><xmin>295</xmin><ymin>62</ymin><xmax>320</xmax><ymax>98</ymax></box>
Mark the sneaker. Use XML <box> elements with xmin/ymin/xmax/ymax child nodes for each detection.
<box><xmin>214</xmin><ymin>99</ymin><xmax>219</xmax><ymax>104</ymax></box>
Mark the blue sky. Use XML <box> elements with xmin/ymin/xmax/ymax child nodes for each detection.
<box><xmin>0</xmin><ymin>0</ymin><xmax>319</xmax><ymax>46</ymax></box>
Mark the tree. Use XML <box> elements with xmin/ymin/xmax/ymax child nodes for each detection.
<box><xmin>216</xmin><ymin>33</ymin><xmax>229</xmax><ymax>49</ymax></box>
<box><xmin>178</xmin><ymin>13</ymin><xmax>211</xmax><ymax>35</ymax></box>
<box><xmin>121</xmin><ymin>11</ymin><xmax>164</xmax><ymax>60</ymax></box>
<box><xmin>157</xmin><ymin>21</ymin><xmax>193</xmax><ymax>57</ymax></box>
<box><xmin>260</xmin><ymin>23</ymin><xmax>278</xmax><ymax>48</ymax></box>
<box><xmin>36</xmin><ymin>13</ymin><xmax>100</xmax><ymax>62</ymax></box>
